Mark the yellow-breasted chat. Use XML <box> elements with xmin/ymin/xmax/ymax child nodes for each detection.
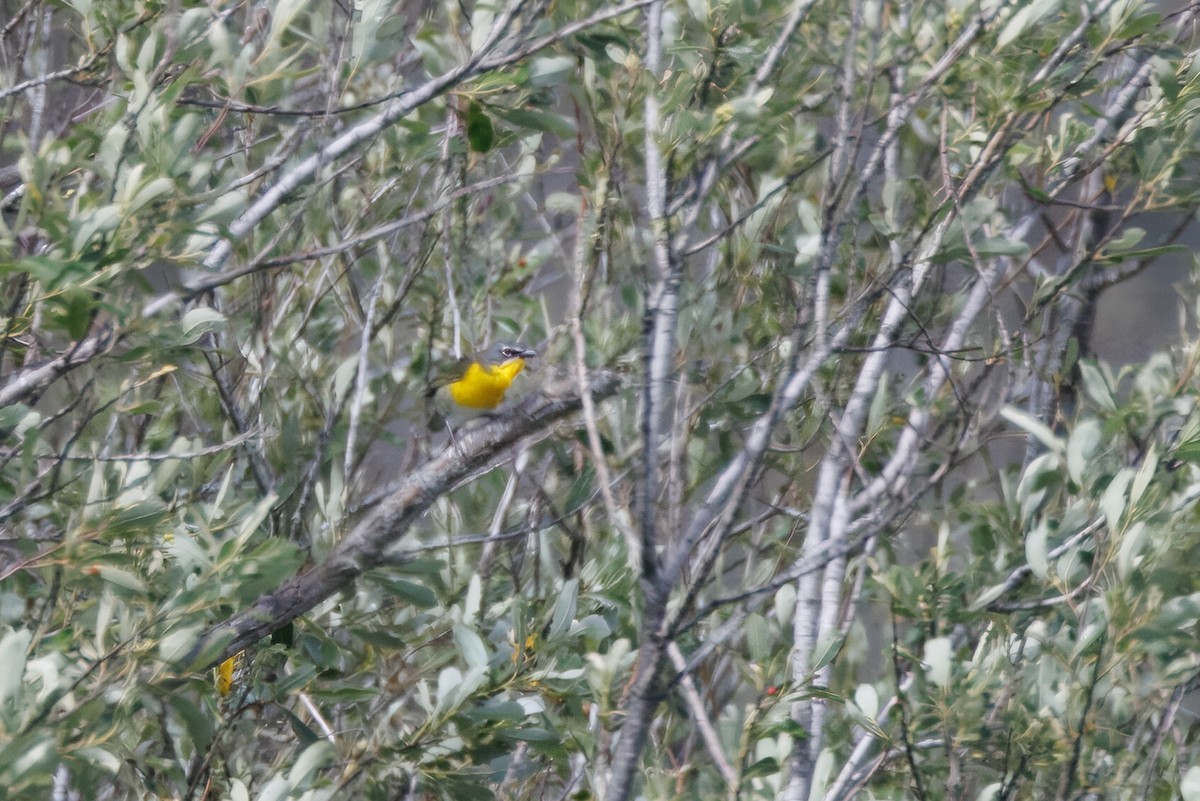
<box><xmin>427</xmin><ymin>343</ymin><xmax>537</xmax><ymax>423</ymax></box>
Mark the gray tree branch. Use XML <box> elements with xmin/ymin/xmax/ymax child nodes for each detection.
<box><xmin>179</xmin><ymin>372</ymin><xmax>620</xmax><ymax>669</ymax></box>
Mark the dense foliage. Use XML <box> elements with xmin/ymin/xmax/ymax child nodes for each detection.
<box><xmin>3</xmin><ymin>0</ymin><xmax>1200</xmax><ymax>799</ymax></box>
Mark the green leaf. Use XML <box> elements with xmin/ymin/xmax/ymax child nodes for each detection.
<box><xmin>923</xmin><ymin>636</ymin><xmax>952</xmax><ymax>689</ymax></box>
<box><xmin>165</xmin><ymin>692</ymin><xmax>214</xmax><ymax>753</ymax></box>
<box><xmin>454</xmin><ymin>624</ymin><xmax>489</xmax><ymax>670</ymax></box>
<box><xmin>0</xmin><ymin>628</ymin><xmax>32</xmax><ymax>705</ymax></box>
<box><xmin>436</xmin><ymin>666</ymin><xmax>463</xmax><ymax>711</ymax></box>
<box><xmin>564</xmin><ymin>464</ymin><xmax>595</xmax><ymax>511</ymax></box>
<box><xmin>71</xmin><ymin>204</ymin><xmax>121</xmax><ymax>254</ymax></box>
<box><xmin>73</xmin><ymin>745</ymin><xmax>121</xmax><ymax>776</ymax></box>
<box><xmin>1117</xmin><ymin>521</ymin><xmax>1147</xmax><ymax>579</ymax></box>
<box><xmin>1102</xmin><ymin>468</ymin><xmax>1133</xmax><ymax>533</ymax></box>
<box><xmin>197</xmin><ymin>188</ymin><xmax>247</xmax><ymax>224</ymax></box>
<box><xmin>394</xmin><ymin>557</ymin><xmax>446</xmax><ymax>575</ymax></box>
<box><xmin>567</xmin><ymin>614</ymin><xmax>611</xmax><ymax>641</ymax></box>
<box><xmin>1097</xmin><ymin>243</ymin><xmax>1187</xmax><ymax>264</ymax></box>
<box><xmin>1015</xmin><ymin>452</ymin><xmax>1060</xmax><ymax>523</ymax></box>
<box><xmin>1</xmin><ymin>733</ymin><xmax>55</xmax><ymax>783</ymax></box>
<box><xmin>867</xmin><ymin>375</ymin><xmax>889</xmax><ymax>434</ymax></box>
<box><xmin>158</xmin><ymin>625</ymin><xmax>202</xmax><ymax>665</ymax></box>
<box><xmin>745</xmin><ymin>613</ymin><xmax>770</xmax><ymax>664</ymax></box>
<box><xmin>1001</xmin><ymin>406</ymin><xmax>1063</xmax><ymax>454</ymax></box>
<box><xmin>1171</xmin><ymin>436</ymin><xmax>1200</xmax><ymax>466</ymax></box>
<box><xmin>446</xmin><ymin>666</ymin><xmax>487</xmax><ymax>713</ymax></box>
<box><xmin>996</xmin><ymin>0</ymin><xmax>1062</xmax><ymax>51</ymax></box>
<box><xmin>351</xmin><ymin>0</ymin><xmax>389</xmax><ymax>65</ymax></box>
<box><xmin>8</xmin><ymin>255</ymin><xmax>92</xmax><ymax>290</ymax></box>
<box><xmin>1102</xmin><ymin>226</ymin><xmax>1146</xmax><ymax>253</ymax></box>
<box><xmin>1129</xmin><ymin>443</ymin><xmax>1156</xmax><ymax>509</ymax></box>
<box><xmin>974</xmin><ymin>236</ymin><xmax>1028</xmax><ymax>257</ymax></box>
<box><xmin>498</xmin><ymin>726</ymin><xmax>557</xmax><ymax>742</ymax></box>
<box><xmin>0</xmin><ymin>403</ymin><xmax>34</xmax><ymax>437</ymax></box>
<box><xmin>48</xmin><ymin>288</ymin><xmax>94</xmax><ymax>339</ymax></box>
<box><xmin>463</xmin><ymin>700</ymin><xmax>527</xmax><ymax>723</ymax></box>
<box><xmin>350</xmin><ymin>629</ymin><xmax>407</xmax><ymax>649</ymax></box>
<box><xmin>1181</xmin><ymin>766</ymin><xmax>1200</xmax><ymax>801</ymax></box>
<box><xmin>272</xmin><ymin>621</ymin><xmax>295</xmax><ymax>648</ymax></box>
<box><xmin>810</xmin><ymin>630</ymin><xmax>845</xmax><ymax>672</ymax></box>
<box><xmin>314</xmin><ymin>685</ymin><xmax>382</xmax><ymax>702</ymax></box>
<box><xmin>1025</xmin><ymin>519</ymin><xmax>1049</xmax><ymax>580</ymax></box>
<box><xmin>1066</xmin><ymin>419</ymin><xmax>1101</xmax><ymax>484</ymax></box>
<box><xmin>95</xmin><ymin>565</ymin><xmax>148</xmax><ymax>593</ymax></box>
<box><xmin>108</xmin><ymin>500</ymin><xmax>168</xmax><ymax>536</ymax></box>
<box><xmin>548</xmin><ymin>578</ymin><xmax>578</xmax><ymax>639</ymax></box>
<box><xmin>759</xmin><ymin>716</ymin><xmax>811</xmax><ymax>740</ymax></box>
<box><xmin>464</xmin><ymin>573</ymin><xmax>482</xmax><ymax>626</ymax></box>
<box><xmin>854</xmin><ymin>683</ymin><xmax>879</xmax><ymax>720</ymax></box>
<box><xmin>491</xmin><ymin>107</ymin><xmax>577</xmax><ymax>139</ymax></box>
<box><xmin>743</xmin><ymin>757</ymin><xmax>780</xmax><ymax>780</ymax></box>
<box><xmin>278</xmin><ymin>705</ymin><xmax>324</xmax><ymax>747</ymax></box>
<box><xmin>438</xmin><ymin>777</ymin><xmax>496</xmax><ymax>801</ymax></box>
<box><xmin>774</xmin><ymin>583</ymin><xmax>796</xmax><ymax>627</ymax></box>
<box><xmin>466</xmin><ymin>103</ymin><xmax>495</xmax><ymax>154</ymax></box>
<box><xmin>374</xmin><ymin>575</ymin><xmax>437</xmax><ymax>608</ymax></box>
<box><xmin>179</xmin><ymin>307</ymin><xmax>226</xmax><ymax>344</ymax></box>
<box><xmin>528</xmin><ymin>55</ymin><xmax>575</xmax><ymax>87</ymax></box>
<box><xmin>273</xmin><ymin>662</ymin><xmax>317</xmax><ymax>696</ymax></box>
<box><xmin>287</xmin><ymin>742</ymin><xmax>333</xmax><ymax>786</ymax></box>
<box><xmin>1078</xmin><ymin>361</ymin><xmax>1116</xmax><ymax>412</ymax></box>
<box><xmin>128</xmin><ymin>176</ymin><xmax>175</xmax><ymax>214</ymax></box>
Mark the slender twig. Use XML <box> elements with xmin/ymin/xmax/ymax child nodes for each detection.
<box><xmin>477</xmin><ymin>446</ymin><xmax>529</xmax><ymax>577</ymax></box>
<box><xmin>0</xmin><ymin>64</ymin><xmax>86</xmax><ymax>101</ymax></box>
<box><xmin>666</xmin><ymin>642</ymin><xmax>737</xmax><ymax>788</ymax></box>
<box><xmin>891</xmin><ymin>615</ymin><xmax>928</xmax><ymax>801</ymax></box>
<box><xmin>1053</xmin><ymin>632</ymin><xmax>1106</xmax><ymax>801</ymax></box>
<box><xmin>979</xmin><ymin>518</ymin><xmax>1104</xmax><ymax>610</ymax></box>
<box><xmin>475</xmin><ymin>0</ymin><xmax>655</xmax><ymax>72</ymax></box>
<box><xmin>568</xmin><ymin>158</ymin><xmax>635</xmax><ymax>565</ymax></box>
<box><xmin>51</xmin><ymin>428</ymin><xmax>263</xmax><ymax>462</ymax></box>
<box><xmin>343</xmin><ymin>274</ymin><xmax>383</xmax><ymax>481</ymax></box>
<box><xmin>201</xmin><ymin>334</ymin><xmax>274</xmax><ymax>497</ymax></box>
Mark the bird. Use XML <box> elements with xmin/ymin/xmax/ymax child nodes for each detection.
<box><xmin>427</xmin><ymin>343</ymin><xmax>537</xmax><ymax>422</ymax></box>
<box><xmin>215</xmin><ymin>652</ymin><xmax>243</xmax><ymax>698</ymax></box>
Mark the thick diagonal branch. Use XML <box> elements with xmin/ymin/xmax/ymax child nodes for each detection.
<box><xmin>183</xmin><ymin>372</ymin><xmax>620</xmax><ymax>668</ymax></box>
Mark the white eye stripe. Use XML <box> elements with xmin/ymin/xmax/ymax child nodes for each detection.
<box><xmin>495</xmin><ymin>345</ymin><xmax>534</xmax><ymax>360</ymax></box>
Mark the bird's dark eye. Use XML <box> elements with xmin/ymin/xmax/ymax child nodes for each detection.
<box><xmin>501</xmin><ymin>347</ymin><xmax>518</xmax><ymax>357</ymax></box>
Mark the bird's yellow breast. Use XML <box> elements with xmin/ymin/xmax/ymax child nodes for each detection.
<box><xmin>446</xmin><ymin>358</ymin><xmax>527</xmax><ymax>410</ymax></box>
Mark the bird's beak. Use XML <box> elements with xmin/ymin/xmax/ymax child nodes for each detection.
<box><xmin>517</xmin><ymin>348</ymin><xmax>537</xmax><ymax>359</ymax></box>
